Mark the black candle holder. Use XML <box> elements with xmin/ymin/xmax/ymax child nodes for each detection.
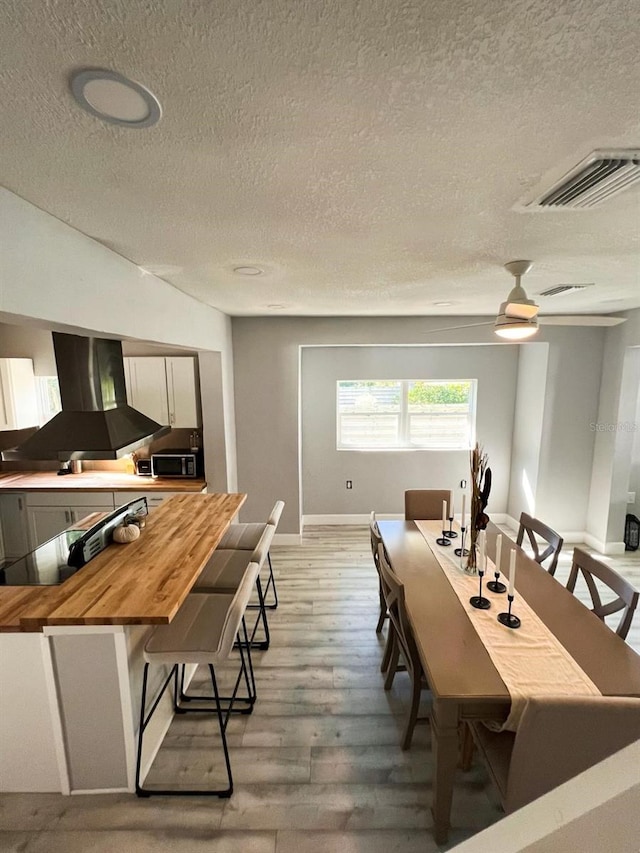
<box><xmin>454</xmin><ymin>526</ymin><xmax>469</xmax><ymax>557</ymax></box>
<box><xmin>470</xmin><ymin>569</ymin><xmax>491</xmax><ymax>609</ymax></box>
<box><xmin>498</xmin><ymin>594</ymin><xmax>521</xmax><ymax>629</ymax></box>
<box><xmin>487</xmin><ymin>570</ymin><xmax>506</xmax><ymax>594</ymax></box>
<box><xmin>444</xmin><ymin>516</ymin><xmax>458</xmax><ymax>538</ymax></box>
<box><xmin>436</xmin><ymin>527</ymin><xmax>452</xmax><ymax>546</ymax></box>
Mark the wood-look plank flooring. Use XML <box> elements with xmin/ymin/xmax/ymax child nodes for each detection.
<box><xmin>2</xmin><ymin>524</ymin><xmax>639</xmax><ymax>853</ymax></box>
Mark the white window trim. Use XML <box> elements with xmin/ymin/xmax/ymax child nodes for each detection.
<box><xmin>336</xmin><ymin>379</ymin><xmax>477</xmax><ymax>452</ymax></box>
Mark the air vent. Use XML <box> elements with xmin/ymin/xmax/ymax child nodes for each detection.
<box><xmin>538</xmin><ymin>284</ymin><xmax>594</xmax><ymax>297</ymax></box>
<box><xmin>519</xmin><ymin>150</ymin><xmax>640</xmax><ymax>210</ymax></box>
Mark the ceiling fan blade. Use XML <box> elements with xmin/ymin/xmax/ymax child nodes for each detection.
<box><xmin>506</xmin><ymin>302</ymin><xmax>539</xmax><ymax>320</ymax></box>
<box><xmin>539</xmin><ymin>315</ymin><xmax>627</xmax><ymax>327</ymax></box>
<box><xmin>424</xmin><ymin>321</ymin><xmax>494</xmax><ymax>334</ymax></box>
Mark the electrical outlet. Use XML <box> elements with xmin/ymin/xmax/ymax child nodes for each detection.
<box><xmin>346</xmin><ymin>480</ymin><xmax>353</xmax><ymax>490</ymax></box>
<box><xmin>460</xmin><ymin>479</ymin><xmax>467</xmax><ymax>489</ymax></box>
<box><xmin>628</xmin><ymin>491</ymin><xmax>636</xmax><ymax>504</ymax></box>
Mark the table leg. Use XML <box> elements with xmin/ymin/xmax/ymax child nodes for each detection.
<box><xmin>430</xmin><ymin>699</ymin><xmax>460</xmax><ymax>845</ymax></box>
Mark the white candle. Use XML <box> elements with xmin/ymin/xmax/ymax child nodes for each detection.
<box><xmin>508</xmin><ymin>550</ymin><xmax>516</xmax><ymax>596</ymax></box>
<box><xmin>495</xmin><ymin>534</ymin><xmax>502</xmax><ymax>574</ymax></box>
<box><xmin>461</xmin><ymin>493</ymin><xmax>466</xmax><ymax>528</ymax></box>
<box><xmin>449</xmin><ymin>493</ymin><xmax>454</xmax><ymax>520</ymax></box>
<box><xmin>442</xmin><ymin>500</ymin><xmax>447</xmax><ymax>529</ymax></box>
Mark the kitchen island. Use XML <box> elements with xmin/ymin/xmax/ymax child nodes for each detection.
<box><xmin>0</xmin><ymin>492</ymin><xmax>245</xmax><ymax>795</ymax></box>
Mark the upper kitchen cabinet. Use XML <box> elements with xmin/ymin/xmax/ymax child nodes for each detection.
<box><xmin>0</xmin><ymin>358</ymin><xmax>38</xmax><ymax>430</ymax></box>
<box><xmin>124</xmin><ymin>356</ymin><xmax>200</xmax><ymax>428</ymax></box>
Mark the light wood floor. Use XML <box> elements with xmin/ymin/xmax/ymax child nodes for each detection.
<box><xmin>1</xmin><ymin>525</ymin><xmax>638</xmax><ymax>853</ymax></box>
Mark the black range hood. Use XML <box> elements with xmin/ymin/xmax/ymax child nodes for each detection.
<box><xmin>9</xmin><ymin>333</ymin><xmax>170</xmax><ymax>461</ymax></box>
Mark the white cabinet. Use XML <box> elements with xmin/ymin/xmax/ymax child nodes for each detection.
<box><xmin>0</xmin><ymin>358</ymin><xmax>38</xmax><ymax>430</ymax></box>
<box><xmin>25</xmin><ymin>492</ymin><xmax>115</xmax><ymax>550</ymax></box>
<box><xmin>165</xmin><ymin>357</ymin><xmax>198</xmax><ymax>428</ymax></box>
<box><xmin>124</xmin><ymin>356</ymin><xmax>199</xmax><ymax>428</ymax></box>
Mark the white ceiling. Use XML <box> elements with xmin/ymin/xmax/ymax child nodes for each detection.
<box><xmin>1</xmin><ymin>0</ymin><xmax>639</xmax><ymax>317</ymax></box>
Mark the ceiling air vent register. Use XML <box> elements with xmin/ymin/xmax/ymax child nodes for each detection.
<box><xmin>519</xmin><ymin>150</ymin><xmax>640</xmax><ymax>210</ymax></box>
<box><xmin>538</xmin><ymin>284</ymin><xmax>595</xmax><ymax>297</ymax></box>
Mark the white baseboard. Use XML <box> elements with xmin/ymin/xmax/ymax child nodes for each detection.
<box><xmin>302</xmin><ymin>514</ymin><xmax>404</xmax><ymax>526</ymax></box>
<box><xmin>583</xmin><ymin>534</ymin><xmax>626</xmax><ymax>556</ymax></box>
<box><xmin>504</xmin><ymin>518</ymin><xmax>626</xmax><ymax>555</ymax></box>
<box><xmin>303</xmin><ymin>512</ymin><xmax>512</xmax><ymax>527</ymax></box>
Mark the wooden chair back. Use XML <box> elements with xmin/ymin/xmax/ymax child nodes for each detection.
<box><xmin>377</xmin><ymin>543</ymin><xmax>421</xmax><ymax>679</ymax></box>
<box><xmin>516</xmin><ymin>512</ymin><xmax>563</xmax><ymax>575</ymax></box>
<box><xmin>404</xmin><ymin>489</ymin><xmax>452</xmax><ymax>521</ymax></box>
<box><xmin>567</xmin><ymin>547</ymin><xmax>639</xmax><ymax>640</ymax></box>
<box><xmin>369</xmin><ymin>511</ymin><xmax>382</xmax><ymax>565</ymax></box>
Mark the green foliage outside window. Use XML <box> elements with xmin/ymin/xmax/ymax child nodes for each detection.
<box><xmin>408</xmin><ymin>381</ymin><xmax>470</xmax><ymax>406</ymax></box>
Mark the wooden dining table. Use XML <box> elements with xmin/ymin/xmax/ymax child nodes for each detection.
<box><xmin>378</xmin><ymin>519</ymin><xmax>640</xmax><ymax>844</ymax></box>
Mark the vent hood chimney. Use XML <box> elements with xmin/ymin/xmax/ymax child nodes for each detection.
<box><xmin>9</xmin><ymin>333</ymin><xmax>170</xmax><ymax>460</ymax></box>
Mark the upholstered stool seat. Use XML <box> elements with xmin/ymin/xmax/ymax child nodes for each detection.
<box><xmin>135</xmin><ymin>562</ymin><xmax>259</xmax><ymax>799</ymax></box>
<box><xmin>194</xmin><ymin>524</ymin><xmax>276</xmax><ymax>649</ymax></box>
<box><xmin>217</xmin><ymin>500</ymin><xmax>284</xmax><ymax>609</ymax></box>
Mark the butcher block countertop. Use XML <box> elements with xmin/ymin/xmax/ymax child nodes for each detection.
<box><xmin>0</xmin><ymin>492</ymin><xmax>246</xmax><ymax>632</ymax></box>
<box><xmin>0</xmin><ymin>471</ymin><xmax>206</xmax><ymax>492</ymax></box>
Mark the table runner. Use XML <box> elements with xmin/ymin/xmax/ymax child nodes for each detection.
<box><xmin>415</xmin><ymin>521</ymin><xmax>601</xmax><ymax>730</ymax></box>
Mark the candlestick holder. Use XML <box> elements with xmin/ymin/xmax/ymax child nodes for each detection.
<box><xmin>470</xmin><ymin>569</ymin><xmax>491</xmax><ymax>609</ymax></box>
<box><xmin>487</xmin><ymin>571</ymin><xmax>506</xmax><ymax>594</ymax></box>
<box><xmin>444</xmin><ymin>516</ymin><xmax>458</xmax><ymax>538</ymax></box>
<box><xmin>498</xmin><ymin>594</ymin><xmax>521</xmax><ymax>629</ymax></box>
<box><xmin>454</xmin><ymin>526</ymin><xmax>469</xmax><ymax>557</ymax></box>
<box><xmin>436</xmin><ymin>527</ymin><xmax>452</xmax><ymax>546</ymax></box>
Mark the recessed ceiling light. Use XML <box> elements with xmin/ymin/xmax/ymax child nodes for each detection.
<box><xmin>70</xmin><ymin>69</ymin><xmax>162</xmax><ymax>128</ymax></box>
<box><xmin>267</xmin><ymin>304</ymin><xmax>286</xmax><ymax>310</ymax></box>
<box><xmin>434</xmin><ymin>301</ymin><xmax>453</xmax><ymax>307</ymax></box>
<box><xmin>233</xmin><ymin>266</ymin><xmax>264</xmax><ymax>276</ymax></box>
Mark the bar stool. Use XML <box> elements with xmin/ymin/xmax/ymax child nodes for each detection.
<box><xmin>194</xmin><ymin>523</ymin><xmax>275</xmax><ymax>650</ymax></box>
<box><xmin>217</xmin><ymin>500</ymin><xmax>284</xmax><ymax>609</ymax></box>
<box><xmin>135</xmin><ymin>561</ymin><xmax>259</xmax><ymax>798</ymax></box>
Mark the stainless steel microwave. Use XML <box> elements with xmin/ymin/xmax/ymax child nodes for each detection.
<box><xmin>150</xmin><ymin>451</ymin><xmax>198</xmax><ymax>478</ymax></box>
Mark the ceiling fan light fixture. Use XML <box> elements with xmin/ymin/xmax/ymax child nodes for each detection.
<box><xmin>494</xmin><ymin>316</ymin><xmax>539</xmax><ymax>339</ymax></box>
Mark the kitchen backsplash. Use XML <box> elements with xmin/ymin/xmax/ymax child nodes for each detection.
<box><xmin>0</xmin><ymin>428</ymin><xmax>201</xmax><ymax>473</ymax></box>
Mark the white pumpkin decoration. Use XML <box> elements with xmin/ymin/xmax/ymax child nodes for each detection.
<box><xmin>113</xmin><ymin>522</ymin><xmax>141</xmax><ymax>544</ymax></box>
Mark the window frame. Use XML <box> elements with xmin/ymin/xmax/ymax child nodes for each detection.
<box><xmin>336</xmin><ymin>379</ymin><xmax>477</xmax><ymax>452</ymax></box>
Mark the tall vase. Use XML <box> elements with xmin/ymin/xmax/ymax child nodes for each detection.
<box><xmin>465</xmin><ymin>527</ymin><xmax>478</xmax><ymax>574</ymax></box>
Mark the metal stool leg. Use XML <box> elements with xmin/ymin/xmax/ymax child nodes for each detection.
<box><xmin>263</xmin><ymin>552</ymin><xmax>279</xmax><ymax>609</ymax></box>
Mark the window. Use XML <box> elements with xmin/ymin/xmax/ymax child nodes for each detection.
<box><xmin>36</xmin><ymin>376</ymin><xmax>62</xmax><ymax>425</ymax></box>
<box><xmin>337</xmin><ymin>380</ymin><xmax>476</xmax><ymax>450</ymax></box>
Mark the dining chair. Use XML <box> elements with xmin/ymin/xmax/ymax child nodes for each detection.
<box><xmin>468</xmin><ymin>695</ymin><xmax>640</xmax><ymax>814</ymax></box>
<box><xmin>404</xmin><ymin>489</ymin><xmax>452</xmax><ymax>521</ymax></box>
<box><xmin>377</xmin><ymin>543</ymin><xmax>429</xmax><ymax>750</ymax></box>
<box><xmin>566</xmin><ymin>547</ymin><xmax>639</xmax><ymax>640</ymax></box>
<box><xmin>369</xmin><ymin>511</ymin><xmax>387</xmax><ymax>634</ymax></box>
<box><xmin>516</xmin><ymin>512</ymin><xmax>563</xmax><ymax>576</ymax></box>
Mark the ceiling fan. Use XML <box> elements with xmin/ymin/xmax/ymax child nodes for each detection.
<box><xmin>427</xmin><ymin>261</ymin><xmax>627</xmax><ymax>340</ymax></box>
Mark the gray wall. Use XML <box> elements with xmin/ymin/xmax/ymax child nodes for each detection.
<box><xmin>629</xmin><ymin>381</ymin><xmax>640</xmax><ymax>519</ymax></box>
<box><xmin>232</xmin><ymin>316</ymin><xmax>609</xmax><ymax>535</ymax></box>
<box><xmin>534</xmin><ymin>328</ymin><xmax>604</xmax><ymax>534</ymax></box>
<box><xmin>587</xmin><ymin>310</ymin><xmax>640</xmax><ymax>547</ymax></box>
<box><xmin>301</xmin><ymin>345</ymin><xmax>518</xmax><ymax>515</ymax></box>
<box><xmin>507</xmin><ymin>343</ymin><xmax>549</xmax><ymax>521</ymax></box>
<box><xmin>0</xmin><ymin>322</ymin><xmax>56</xmax><ymax>374</ymax></box>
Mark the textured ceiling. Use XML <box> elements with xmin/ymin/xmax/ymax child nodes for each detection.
<box><xmin>1</xmin><ymin>0</ymin><xmax>639</xmax><ymax>317</ymax></box>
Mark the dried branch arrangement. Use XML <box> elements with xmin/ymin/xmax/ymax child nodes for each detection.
<box><xmin>466</xmin><ymin>443</ymin><xmax>492</xmax><ymax>572</ymax></box>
